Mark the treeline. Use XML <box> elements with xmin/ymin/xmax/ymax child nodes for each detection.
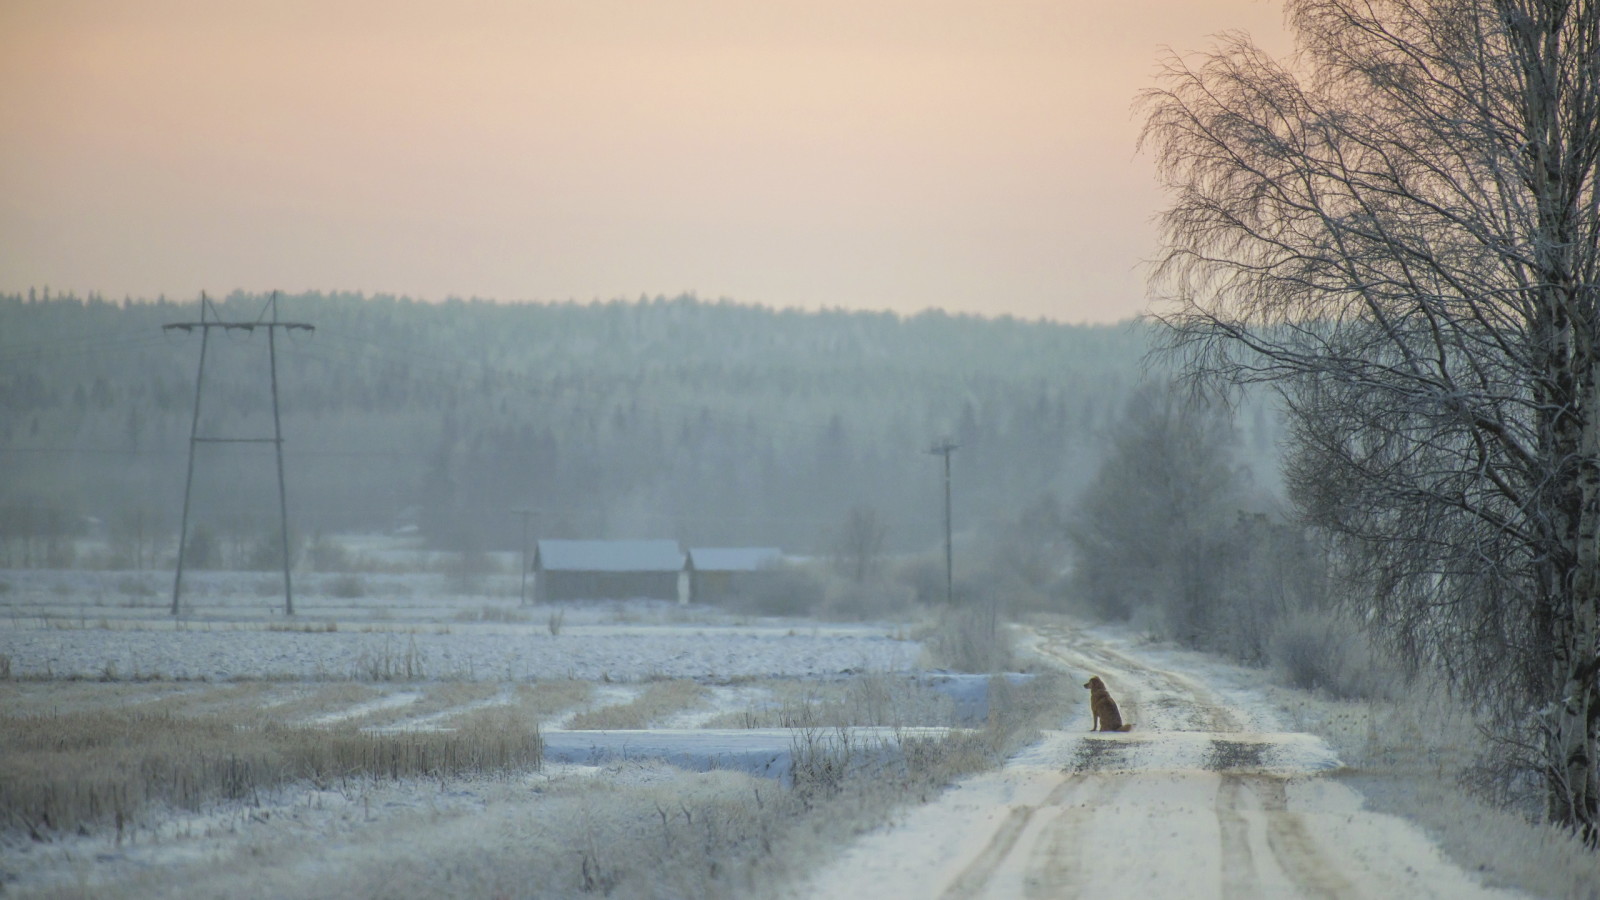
<box><xmin>0</xmin><ymin>290</ymin><xmax>1283</xmax><ymax>567</ymax></box>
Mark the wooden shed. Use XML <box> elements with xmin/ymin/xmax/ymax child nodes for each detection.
<box><xmin>532</xmin><ymin>539</ymin><xmax>687</xmax><ymax>604</ymax></box>
<box><xmin>685</xmin><ymin>547</ymin><xmax>784</xmax><ymax>605</ymax></box>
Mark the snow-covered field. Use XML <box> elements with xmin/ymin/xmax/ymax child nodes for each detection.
<box><xmin>4</xmin><ymin>568</ymin><xmax>1596</xmax><ymax>898</ymax></box>
<box><xmin>0</xmin><ymin>569</ymin><xmax>918</xmax><ymax>682</ymax></box>
<box><xmin>0</xmin><ymin>568</ymin><xmax>967</xmax><ymax>898</ymax></box>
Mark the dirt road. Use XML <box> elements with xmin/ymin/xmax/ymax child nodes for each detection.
<box><xmin>799</xmin><ymin>622</ymin><xmax>1523</xmax><ymax>900</ymax></box>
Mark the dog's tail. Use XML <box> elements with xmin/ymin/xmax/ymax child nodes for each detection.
<box><xmin>1118</xmin><ymin>723</ymin><xmax>1134</xmax><ymax>732</ymax></box>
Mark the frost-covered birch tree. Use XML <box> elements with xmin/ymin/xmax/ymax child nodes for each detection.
<box><xmin>1142</xmin><ymin>0</ymin><xmax>1600</xmax><ymax>841</ymax></box>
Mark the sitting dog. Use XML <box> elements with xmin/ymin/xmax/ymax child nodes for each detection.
<box><xmin>1084</xmin><ymin>676</ymin><xmax>1134</xmax><ymax>732</ymax></box>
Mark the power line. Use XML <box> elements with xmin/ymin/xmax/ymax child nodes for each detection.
<box><xmin>167</xmin><ymin>292</ymin><xmax>313</xmax><ymax>617</ymax></box>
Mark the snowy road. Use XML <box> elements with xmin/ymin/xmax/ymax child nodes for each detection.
<box><xmin>798</xmin><ymin>621</ymin><xmax>1524</xmax><ymax>900</ymax></box>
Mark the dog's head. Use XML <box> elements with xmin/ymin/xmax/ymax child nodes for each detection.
<box><xmin>1084</xmin><ymin>676</ymin><xmax>1106</xmax><ymax>691</ymax></box>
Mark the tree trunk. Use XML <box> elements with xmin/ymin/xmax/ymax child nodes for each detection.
<box><xmin>1553</xmin><ymin>384</ymin><xmax>1600</xmax><ymax>843</ymax></box>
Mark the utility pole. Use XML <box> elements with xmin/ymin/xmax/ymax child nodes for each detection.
<box><xmin>926</xmin><ymin>439</ymin><xmax>958</xmax><ymax>606</ymax></box>
<box><xmin>513</xmin><ymin>508</ymin><xmax>534</xmax><ymax>606</ymax></box>
<box><xmin>167</xmin><ymin>292</ymin><xmax>313</xmax><ymax>616</ymax></box>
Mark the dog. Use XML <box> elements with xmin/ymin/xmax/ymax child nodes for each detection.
<box><xmin>1084</xmin><ymin>676</ymin><xmax>1133</xmax><ymax>732</ymax></box>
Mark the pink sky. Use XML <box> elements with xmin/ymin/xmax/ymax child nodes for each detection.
<box><xmin>0</xmin><ymin>1</ymin><xmax>1289</xmax><ymax>322</ymax></box>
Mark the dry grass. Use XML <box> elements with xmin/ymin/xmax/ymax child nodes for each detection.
<box><xmin>0</xmin><ymin>706</ymin><xmax>542</xmax><ymax>841</ymax></box>
<box><xmin>0</xmin><ymin>681</ymin><xmax>196</xmax><ymax>717</ymax></box>
<box><xmin>0</xmin><ymin>657</ymin><xmax>1068</xmax><ymax>898</ymax></box>
<box><xmin>566</xmin><ymin>679</ymin><xmax>709</xmax><ymax>730</ymax></box>
<box><xmin>917</xmin><ymin>605</ymin><xmax>1015</xmax><ymax>673</ymax></box>
<box><xmin>1272</xmin><ymin>683</ymin><xmax>1600</xmax><ymax>898</ymax></box>
<box><xmin>265</xmin><ymin>620</ymin><xmax>338</xmax><ymax>633</ymax></box>
<box><xmin>264</xmin><ymin>683</ymin><xmax>384</xmax><ymax>724</ymax></box>
<box><xmin>503</xmin><ymin>679</ymin><xmax>593</xmax><ymax>720</ymax></box>
<box><xmin>450</xmin><ymin>604</ymin><xmax>531</xmax><ymax>624</ymax></box>
<box><xmin>456</xmin><ymin>671</ymin><xmax>1066</xmax><ymax>900</ymax></box>
<box><xmin>346</xmin><ymin>682</ymin><xmax>499</xmax><ymax>728</ymax></box>
<box><xmin>702</xmin><ymin>673</ymin><xmax>954</xmax><ymax>730</ymax></box>
<box><xmin>0</xmin><ymin>679</ymin><xmax>605</xmax><ymax>842</ymax></box>
<box><xmin>351</xmin><ymin>634</ymin><xmax>428</xmax><ymax>680</ymax></box>
<box><xmin>138</xmin><ymin>682</ymin><xmax>295</xmax><ymax>720</ymax></box>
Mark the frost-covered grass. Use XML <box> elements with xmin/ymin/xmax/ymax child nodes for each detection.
<box><xmin>1</xmin><ymin>700</ymin><xmax>545</xmax><ymax>842</ymax></box>
<box><xmin>1271</xmin><ymin>683</ymin><xmax>1600</xmax><ymax>899</ymax></box>
<box><xmin>700</xmin><ymin>673</ymin><xmax>957</xmax><ymax>730</ymax></box>
<box><xmin>0</xmin><ymin>673</ymin><xmax>1064</xmax><ymax>899</ymax></box>
<box><xmin>566</xmin><ymin>679</ymin><xmax>710</xmax><ymax>730</ymax></box>
<box><xmin>0</xmin><ymin>564</ymin><xmax>1048</xmax><ymax>898</ymax></box>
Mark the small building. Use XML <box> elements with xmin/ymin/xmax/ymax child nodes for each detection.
<box><xmin>533</xmin><ymin>539</ymin><xmax>686</xmax><ymax>604</ymax></box>
<box><xmin>685</xmin><ymin>547</ymin><xmax>784</xmax><ymax>605</ymax></box>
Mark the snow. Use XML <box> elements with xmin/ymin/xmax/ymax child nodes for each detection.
<box><xmin>0</xmin><ymin>571</ymin><xmax>1550</xmax><ymax>898</ymax></box>
<box><xmin>795</xmin><ymin>619</ymin><xmax>1528</xmax><ymax>899</ymax></box>
<box><xmin>539</xmin><ymin>727</ymin><xmax>958</xmax><ymax>780</ymax></box>
<box><xmin>0</xmin><ymin>569</ymin><xmax>919</xmax><ymax>684</ymax></box>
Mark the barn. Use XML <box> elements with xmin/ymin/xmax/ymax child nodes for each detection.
<box><xmin>532</xmin><ymin>539</ymin><xmax>686</xmax><ymax>604</ymax></box>
<box><xmin>685</xmin><ymin>547</ymin><xmax>784</xmax><ymax>605</ymax></box>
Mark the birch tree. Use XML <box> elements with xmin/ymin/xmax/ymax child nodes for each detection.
<box><xmin>1142</xmin><ymin>0</ymin><xmax>1600</xmax><ymax>841</ymax></box>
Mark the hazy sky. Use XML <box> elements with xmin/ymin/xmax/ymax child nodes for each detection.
<box><xmin>0</xmin><ymin>1</ymin><xmax>1290</xmax><ymax>323</ymax></box>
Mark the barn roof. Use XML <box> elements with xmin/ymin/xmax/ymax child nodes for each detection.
<box><xmin>688</xmin><ymin>547</ymin><xmax>784</xmax><ymax>572</ymax></box>
<box><xmin>535</xmin><ymin>540</ymin><xmax>684</xmax><ymax>572</ymax></box>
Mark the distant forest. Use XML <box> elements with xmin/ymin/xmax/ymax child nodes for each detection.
<box><xmin>0</xmin><ymin>290</ymin><xmax>1282</xmax><ymax>564</ymax></box>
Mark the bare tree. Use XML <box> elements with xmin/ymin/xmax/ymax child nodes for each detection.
<box><xmin>1142</xmin><ymin>0</ymin><xmax>1600</xmax><ymax>840</ymax></box>
<box><xmin>833</xmin><ymin>505</ymin><xmax>887</xmax><ymax>584</ymax></box>
<box><xmin>1068</xmin><ymin>383</ymin><xmax>1256</xmax><ymax>645</ymax></box>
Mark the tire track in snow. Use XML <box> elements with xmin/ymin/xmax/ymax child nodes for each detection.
<box><xmin>801</xmin><ymin>622</ymin><xmax>1525</xmax><ymax>900</ymax></box>
<box><xmin>1261</xmin><ymin>798</ymin><xmax>1357</xmax><ymax>900</ymax></box>
<box><xmin>1216</xmin><ymin>774</ymin><xmax>1261</xmax><ymax>898</ymax></box>
<box><xmin>936</xmin><ymin>803</ymin><xmax>1040</xmax><ymax>900</ymax></box>
<box><xmin>935</xmin><ymin>774</ymin><xmax>1131</xmax><ymax>900</ymax></box>
<box><xmin>1019</xmin><ymin>776</ymin><xmax>1132</xmax><ymax>899</ymax></box>
<box><xmin>1030</xmin><ymin>623</ymin><xmax>1246</xmax><ymax>733</ymax></box>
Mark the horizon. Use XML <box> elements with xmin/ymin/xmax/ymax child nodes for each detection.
<box><xmin>4</xmin><ymin>285</ymin><xmax>1154</xmax><ymax>327</ymax></box>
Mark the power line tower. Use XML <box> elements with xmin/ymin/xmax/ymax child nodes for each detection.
<box><xmin>167</xmin><ymin>292</ymin><xmax>314</xmax><ymax>616</ymax></box>
<box><xmin>926</xmin><ymin>438</ymin><xmax>958</xmax><ymax>606</ymax></box>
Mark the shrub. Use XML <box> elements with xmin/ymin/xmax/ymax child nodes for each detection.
<box><xmin>308</xmin><ymin>534</ymin><xmax>356</xmax><ymax>572</ymax></box>
<box><xmin>116</xmin><ymin>575</ymin><xmax>158</xmax><ymax>598</ymax></box>
<box><xmin>184</xmin><ymin>525</ymin><xmax>220</xmax><ymax>570</ymax></box>
<box><xmin>244</xmin><ymin>528</ymin><xmax>300</xmax><ymax>572</ymax></box>
<box><xmin>820</xmin><ymin>579</ymin><xmax>914</xmax><ymax>621</ymax></box>
<box><xmin>329</xmin><ymin>573</ymin><xmax>367</xmax><ymax>598</ymax></box>
<box><xmin>919</xmin><ymin>604</ymin><xmax>1014</xmax><ymax>673</ymax></box>
<box><xmin>1269</xmin><ymin>609</ymin><xmax>1379</xmax><ymax>700</ymax></box>
<box><xmin>730</xmin><ymin>565</ymin><xmax>826</xmax><ymax>616</ymax></box>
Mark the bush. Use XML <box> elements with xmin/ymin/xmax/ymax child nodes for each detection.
<box><xmin>116</xmin><ymin>575</ymin><xmax>156</xmax><ymax>597</ymax></box>
<box><xmin>244</xmin><ymin>528</ymin><xmax>299</xmax><ymax>572</ymax></box>
<box><xmin>308</xmin><ymin>534</ymin><xmax>356</xmax><ymax>572</ymax></box>
<box><xmin>821</xmin><ymin>580</ymin><xmax>914</xmax><ymax>621</ymax></box>
<box><xmin>1269</xmin><ymin>610</ymin><xmax>1381</xmax><ymax>700</ymax></box>
<box><xmin>730</xmin><ymin>566</ymin><xmax>826</xmax><ymax>616</ymax></box>
<box><xmin>893</xmin><ymin>554</ymin><xmax>949</xmax><ymax>606</ymax></box>
<box><xmin>328</xmin><ymin>573</ymin><xmax>367</xmax><ymax>599</ymax></box>
<box><xmin>183</xmin><ymin>525</ymin><xmax>220</xmax><ymax>570</ymax></box>
<box><xmin>919</xmin><ymin>604</ymin><xmax>1014</xmax><ymax>673</ymax></box>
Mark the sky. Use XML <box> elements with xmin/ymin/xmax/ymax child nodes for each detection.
<box><xmin>0</xmin><ymin>1</ymin><xmax>1291</xmax><ymax>323</ymax></box>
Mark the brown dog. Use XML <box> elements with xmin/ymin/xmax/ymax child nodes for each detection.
<box><xmin>1084</xmin><ymin>676</ymin><xmax>1133</xmax><ymax>732</ymax></box>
